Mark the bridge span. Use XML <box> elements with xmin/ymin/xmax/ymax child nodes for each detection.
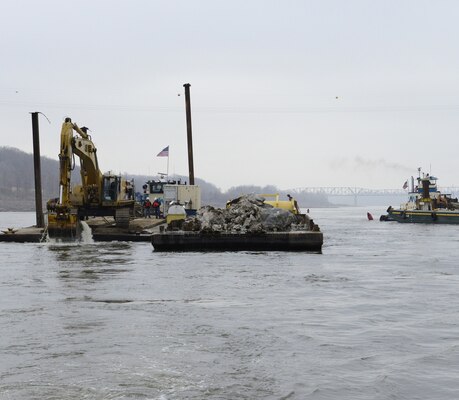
<box><xmin>290</xmin><ymin>187</ymin><xmax>459</xmax><ymax>206</ymax></box>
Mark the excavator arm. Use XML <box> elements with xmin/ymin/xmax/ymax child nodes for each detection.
<box><xmin>71</xmin><ymin>123</ymin><xmax>103</xmax><ymax>205</ymax></box>
<box><xmin>58</xmin><ymin>118</ymin><xmax>74</xmax><ymax>207</ymax></box>
<box><xmin>48</xmin><ymin>118</ymin><xmax>80</xmax><ymax>238</ymax></box>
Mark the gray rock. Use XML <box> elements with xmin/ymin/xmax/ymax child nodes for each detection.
<box><xmin>260</xmin><ymin>207</ymin><xmax>297</xmax><ymax>231</ymax></box>
<box><xmin>181</xmin><ymin>194</ymin><xmax>313</xmax><ymax>233</ymax></box>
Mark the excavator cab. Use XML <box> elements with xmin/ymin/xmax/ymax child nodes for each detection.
<box><xmin>102</xmin><ymin>175</ymin><xmax>121</xmax><ymax>202</ymax></box>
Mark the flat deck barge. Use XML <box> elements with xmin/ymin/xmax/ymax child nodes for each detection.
<box><xmin>0</xmin><ymin>227</ymin><xmax>44</xmax><ymax>243</ymax></box>
<box><xmin>0</xmin><ymin>218</ymin><xmax>164</xmax><ymax>243</ymax></box>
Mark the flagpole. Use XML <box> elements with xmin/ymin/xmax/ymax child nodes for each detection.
<box><xmin>156</xmin><ymin>146</ymin><xmax>169</xmax><ymax>179</ymax></box>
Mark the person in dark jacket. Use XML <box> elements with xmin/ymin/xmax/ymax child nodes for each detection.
<box><xmin>143</xmin><ymin>197</ymin><xmax>152</xmax><ymax>218</ymax></box>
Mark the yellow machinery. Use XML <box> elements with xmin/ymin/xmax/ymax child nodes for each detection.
<box><xmin>226</xmin><ymin>193</ymin><xmax>301</xmax><ymax>214</ymax></box>
<box><xmin>261</xmin><ymin>194</ymin><xmax>300</xmax><ymax>214</ymax></box>
<box><xmin>47</xmin><ymin>118</ymin><xmax>134</xmax><ymax>238</ymax></box>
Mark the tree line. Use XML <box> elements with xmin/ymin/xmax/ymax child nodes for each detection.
<box><xmin>0</xmin><ymin>147</ymin><xmax>329</xmax><ymax>211</ymax></box>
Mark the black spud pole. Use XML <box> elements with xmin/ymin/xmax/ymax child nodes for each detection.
<box><xmin>183</xmin><ymin>83</ymin><xmax>195</xmax><ymax>185</ymax></box>
<box><xmin>31</xmin><ymin>112</ymin><xmax>44</xmax><ymax>228</ymax></box>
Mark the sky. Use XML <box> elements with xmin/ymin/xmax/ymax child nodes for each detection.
<box><xmin>1</xmin><ymin>0</ymin><xmax>459</xmax><ymax>191</ymax></box>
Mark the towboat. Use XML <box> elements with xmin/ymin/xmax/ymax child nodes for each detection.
<box><xmin>383</xmin><ymin>171</ymin><xmax>459</xmax><ymax>224</ymax></box>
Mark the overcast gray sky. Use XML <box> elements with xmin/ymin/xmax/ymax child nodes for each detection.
<box><xmin>1</xmin><ymin>0</ymin><xmax>459</xmax><ymax>191</ymax></box>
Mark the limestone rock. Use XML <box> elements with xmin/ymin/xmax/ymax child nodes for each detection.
<box><xmin>181</xmin><ymin>194</ymin><xmax>313</xmax><ymax>233</ymax></box>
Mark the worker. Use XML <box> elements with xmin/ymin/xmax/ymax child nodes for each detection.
<box><xmin>287</xmin><ymin>194</ymin><xmax>301</xmax><ymax>214</ymax></box>
<box><xmin>143</xmin><ymin>197</ymin><xmax>152</xmax><ymax>218</ymax></box>
<box><xmin>125</xmin><ymin>180</ymin><xmax>134</xmax><ymax>200</ymax></box>
<box><xmin>153</xmin><ymin>198</ymin><xmax>160</xmax><ymax>219</ymax></box>
<box><xmin>109</xmin><ymin>181</ymin><xmax>117</xmax><ymax>200</ymax></box>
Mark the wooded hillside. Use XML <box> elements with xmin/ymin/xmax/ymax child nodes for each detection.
<box><xmin>0</xmin><ymin>147</ymin><xmax>329</xmax><ymax>211</ymax></box>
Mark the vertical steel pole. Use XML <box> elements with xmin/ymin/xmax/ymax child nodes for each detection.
<box><xmin>31</xmin><ymin>112</ymin><xmax>44</xmax><ymax>228</ymax></box>
<box><xmin>183</xmin><ymin>83</ymin><xmax>195</xmax><ymax>185</ymax></box>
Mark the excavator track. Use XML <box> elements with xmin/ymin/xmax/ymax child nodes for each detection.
<box><xmin>115</xmin><ymin>208</ymin><xmax>131</xmax><ymax>229</ymax></box>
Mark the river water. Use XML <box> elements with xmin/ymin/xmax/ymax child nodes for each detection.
<box><xmin>1</xmin><ymin>208</ymin><xmax>459</xmax><ymax>400</ymax></box>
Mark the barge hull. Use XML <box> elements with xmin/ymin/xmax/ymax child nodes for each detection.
<box><xmin>388</xmin><ymin>210</ymin><xmax>459</xmax><ymax>224</ymax></box>
<box><xmin>0</xmin><ymin>227</ymin><xmax>44</xmax><ymax>243</ymax></box>
<box><xmin>151</xmin><ymin>231</ymin><xmax>323</xmax><ymax>252</ymax></box>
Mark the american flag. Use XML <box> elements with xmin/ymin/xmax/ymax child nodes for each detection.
<box><xmin>157</xmin><ymin>146</ymin><xmax>169</xmax><ymax>157</ymax></box>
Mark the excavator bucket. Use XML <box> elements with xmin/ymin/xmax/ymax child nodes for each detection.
<box><xmin>47</xmin><ymin>211</ymin><xmax>80</xmax><ymax>239</ymax></box>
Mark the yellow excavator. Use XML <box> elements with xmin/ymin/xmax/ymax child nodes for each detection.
<box><xmin>47</xmin><ymin>118</ymin><xmax>134</xmax><ymax>238</ymax></box>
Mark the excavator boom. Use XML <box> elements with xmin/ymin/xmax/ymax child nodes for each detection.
<box><xmin>48</xmin><ymin>118</ymin><xmax>80</xmax><ymax>238</ymax></box>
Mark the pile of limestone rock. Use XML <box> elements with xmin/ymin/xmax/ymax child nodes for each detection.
<box><xmin>181</xmin><ymin>194</ymin><xmax>318</xmax><ymax>233</ymax></box>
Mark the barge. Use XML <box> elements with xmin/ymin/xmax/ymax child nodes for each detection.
<box><xmin>0</xmin><ymin>226</ymin><xmax>44</xmax><ymax>243</ymax></box>
<box><xmin>151</xmin><ymin>194</ymin><xmax>323</xmax><ymax>252</ymax></box>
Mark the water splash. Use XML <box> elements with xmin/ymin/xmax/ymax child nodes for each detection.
<box><xmin>40</xmin><ymin>221</ymin><xmax>94</xmax><ymax>244</ymax></box>
<box><xmin>80</xmin><ymin>221</ymin><xmax>94</xmax><ymax>244</ymax></box>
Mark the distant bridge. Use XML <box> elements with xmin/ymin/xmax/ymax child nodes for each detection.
<box><xmin>291</xmin><ymin>187</ymin><xmax>459</xmax><ymax>196</ymax></box>
<box><xmin>290</xmin><ymin>187</ymin><xmax>459</xmax><ymax>206</ymax></box>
